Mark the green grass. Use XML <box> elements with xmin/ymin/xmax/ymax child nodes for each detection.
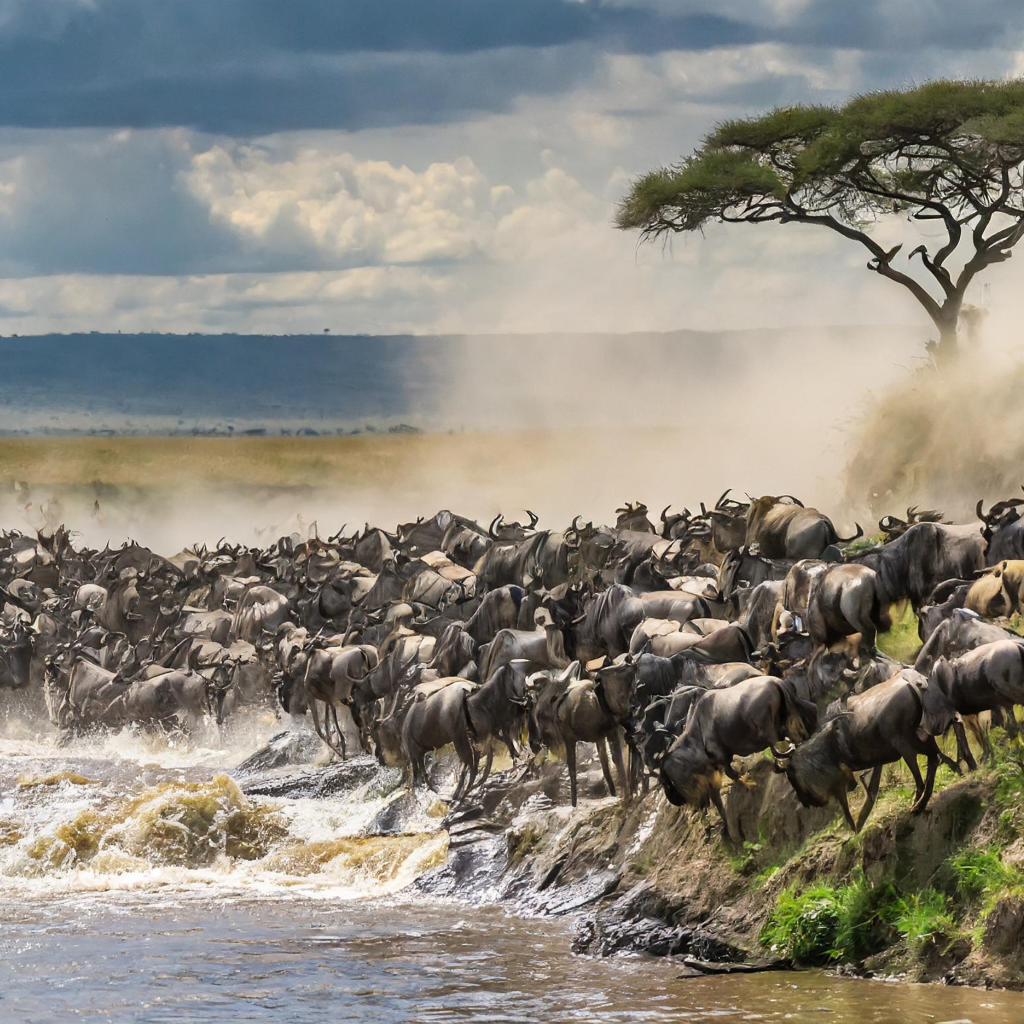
<box><xmin>761</xmin><ymin>875</ymin><xmax>964</xmax><ymax>965</ymax></box>
<box><xmin>876</xmin><ymin>600</ymin><xmax>920</xmax><ymax>664</ymax></box>
<box><xmin>760</xmin><ymin>874</ymin><xmax>902</xmax><ymax>964</ymax></box>
<box><xmin>890</xmin><ymin>889</ymin><xmax>958</xmax><ymax>956</ymax></box>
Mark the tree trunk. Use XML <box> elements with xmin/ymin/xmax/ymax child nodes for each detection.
<box><xmin>932</xmin><ymin>304</ymin><xmax>961</xmax><ymax>365</ymax></box>
<box><xmin>934</xmin><ymin>321</ymin><xmax>959</xmax><ymax>363</ymax></box>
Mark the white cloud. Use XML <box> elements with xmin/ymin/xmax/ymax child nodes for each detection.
<box><xmin>185</xmin><ymin>146</ymin><xmax>501</xmax><ymax>265</ymax></box>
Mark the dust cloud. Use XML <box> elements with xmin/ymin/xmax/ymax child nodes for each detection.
<box><xmin>844</xmin><ymin>320</ymin><xmax>1024</xmax><ymax>521</ymax></box>
<box><xmin>0</xmin><ymin>325</ymin><xmax>929</xmax><ymax>549</ymax></box>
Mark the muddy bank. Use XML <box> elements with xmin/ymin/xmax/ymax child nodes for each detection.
<box><xmin>247</xmin><ymin>741</ymin><xmax>1024</xmax><ymax>989</ymax></box>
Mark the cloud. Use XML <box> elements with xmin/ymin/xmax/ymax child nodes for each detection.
<box><xmin>184</xmin><ymin>146</ymin><xmax>504</xmax><ymax>266</ymax></box>
<box><xmin>0</xmin><ymin>0</ymin><xmax>1019</xmax><ymax>134</ymax></box>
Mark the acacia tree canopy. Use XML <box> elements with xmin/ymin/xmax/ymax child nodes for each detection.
<box><xmin>617</xmin><ymin>79</ymin><xmax>1024</xmax><ymax>359</ymax></box>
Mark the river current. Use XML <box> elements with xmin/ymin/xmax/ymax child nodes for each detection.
<box><xmin>3</xmin><ymin>717</ymin><xmax>1024</xmax><ymax>1024</ymax></box>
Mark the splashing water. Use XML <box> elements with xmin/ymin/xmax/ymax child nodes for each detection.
<box><xmin>0</xmin><ymin>720</ymin><xmax>448</xmax><ymax>902</ymax></box>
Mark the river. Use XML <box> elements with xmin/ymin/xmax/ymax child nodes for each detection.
<box><xmin>3</xmin><ymin>721</ymin><xmax>1024</xmax><ymax>1024</ymax></box>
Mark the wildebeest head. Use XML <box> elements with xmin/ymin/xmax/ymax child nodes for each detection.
<box><xmin>708</xmin><ymin>490</ymin><xmax>750</xmax><ymax>554</ymax></box>
<box><xmin>660</xmin><ymin>732</ymin><xmax>720</xmax><ymax>809</ymax></box>
<box><xmin>777</xmin><ymin>723</ymin><xmax>853</xmax><ymax>805</ymax></box>
<box><xmin>488</xmin><ymin>511</ymin><xmax>539</xmax><ymax>543</ymax></box>
<box><xmin>879</xmin><ymin>505</ymin><xmax>948</xmax><ymax>541</ymax></box>
<box><xmin>615</xmin><ymin>502</ymin><xmax>656</xmax><ymax>534</ymax></box>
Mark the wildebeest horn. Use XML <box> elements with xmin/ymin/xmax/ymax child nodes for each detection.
<box><xmin>778</xmin><ymin>494</ymin><xmax>805</xmax><ymax>507</ymax></box>
<box><xmin>878</xmin><ymin>515</ymin><xmax>904</xmax><ymax>533</ymax></box>
<box><xmin>488</xmin><ymin>514</ymin><xmax>503</xmax><ymax>541</ymax></box>
<box><xmin>525</xmin><ymin>510</ymin><xmax>539</xmax><ymax>530</ymax></box>
<box><xmin>715</xmin><ymin>488</ymin><xmax>733</xmax><ymax>510</ymax></box>
<box><xmin>976</xmin><ymin>499</ymin><xmax>987</xmax><ymax>522</ymax></box>
<box><xmin>660</xmin><ymin>505</ymin><xmax>671</xmax><ymax>524</ymax></box>
<box><xmin>835</xmin><ymin>523</ymin><xmax>864</xmax><ymax>544</ymax></box>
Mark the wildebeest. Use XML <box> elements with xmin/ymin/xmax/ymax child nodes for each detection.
<box><xmin>856</xmin><ymin>522</ymin><xmax>985</xmax><ymax>611</ymax></box>
<box><xmin>965</xmin><ymin>560</ymin><xmax>1024</xmax><ymax>619</ymax></box>
<box><xmin>804</xmin><ymin>564</ymin><xmax>891</xmax><ymax>649</ymax></box>
<box><xmin>528</xmin><ymin>661</ymin><xmax>628</xmax><ymax>807</ymax></box>
<box><xmin>930</xmin><ymin>640</ymin><xmax>1024</xmax><ymax>764</ymax></box>
<box><xmin>659</xmin><ymin>675</ymin><xmax>818</xmax><ymax>838</ymax></box>
<box><xmin>780</xmin><ymin>671</ymin><xmax>955</xmax><ymax>831</ymax></box>
<box><xmin>392</xmin><ymin>678</ymin><xmax>480</xmax><ymax>801</ymax></box>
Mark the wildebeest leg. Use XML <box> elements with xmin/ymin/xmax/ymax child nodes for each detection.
<box><xmin>911</xmin><ymin>750</ymin><xmax>938</xmax><ymax>816</ymax></box>
<box><xmin>451</xmin><ymin>764</ymin><xmax>468</xmax><ymax>803</ymax></box>
<box><xmin>453</xmin><ymin>729</ymin><xmax>478</xmax><ymax>803</ymax></box>
<box><xmin>566</xmin><ymin>741</ymin><xmax>579</xmax><ymax>807</ymax></box>
<box><xmin>835</xmin><ymin>785</ymin><xmax>858</xmax><ymax>832</ymax></box>
<box><xmin>309</xmin><ymin>698</ymin><xmax>328</xmax><ymax>749</ymax></box>
<box><xmin>709</xmin><ymin>785</ymin><xmax>731</xmax><ymax>842</ymax></box>
<box><xmin>608</xmin><ymin>731</ymin><xmax>629</xmax><ymax>803</ymax></box>
<box><xmin>421</xmin><ymin>755</ymin><xmax>442</xmax><ymax>794</ymax></box>
<box><xmin>328</xmin><ymin>703</ymin><xmax>347</xmax><ymax>761</ymax></box>
<box><xmin>1004</xmin><ymin>705</ymin><xmax>1020</xmax><ymax>740</ymax></box>
<box><xmin>902</xmin><ymin>752</ymin><xmax>926</xmax><ymax>806</ymax></box>
<box><xmin>855</xmin><ymin>766</ymin><xmax>882</xmax><ymax>832</ymax></box>
<box><xmin>503</xmin><ymin>729</ymin><xmax>519</xmax><ymax>760</ymax></box>
<box><xmin>597</xmin><ymin>738</ymin><xmax>617</xmax><ymax>798</ymax></box>
<box><xmin>965</xmin><ymin>714</ymin><xmax>994</xmax><ymax>763</ymax></box>
<box><xmin>953</xmin><ymin>718</ymin><xmax>978</xmax><ymax>772</ymax></box>
<box><xmin>477</xmin><ymin>743</ymin><xmax>495</xmax><ymax>787</ymax></box>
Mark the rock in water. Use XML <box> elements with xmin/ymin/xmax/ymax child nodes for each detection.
<box><xmin>236</xmin><ymin>729</ymin><xmax>324</xmax><ymax>774</ymax></box>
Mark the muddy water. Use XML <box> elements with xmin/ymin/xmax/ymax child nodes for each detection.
<box><xmin>3</xmin><ymin>726</ymin><xmax>1024</xmax><ymax>1024</ymax></box>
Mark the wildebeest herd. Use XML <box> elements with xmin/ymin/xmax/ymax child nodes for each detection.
<box><xmin>4</xmin><ymin>490</ymin><xmax>1024</xmax><ymax>839</ymax></box>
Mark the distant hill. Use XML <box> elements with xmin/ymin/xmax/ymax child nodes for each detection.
<box><xmin>0</xmin><ymin>327</ymin><xmax>926</xmax><ymax>434</ymax></box>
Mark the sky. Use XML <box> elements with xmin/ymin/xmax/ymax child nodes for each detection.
<box><xmin>0</xmin><ymin>0</ymin><xmax>1023</xmax><ymax>337</ymax></box>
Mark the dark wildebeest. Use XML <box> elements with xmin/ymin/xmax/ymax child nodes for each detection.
<box><xmin>528</xmin><ymin>661</ymin><xmax>629</xmax><ymax>807</ymax></box>
<box><xmin>659</xmin><ymin>675</ymin><xmax>818</xmax><ymax>839</ymax></box>
<box><xmin>916</xmin><ymin>579</ymin><xmax>972</xmax><ymax>644</ymax></box>
<box><xmin>913</xmin><ymin>608</ymin><xmax>1016</xmax><ymax>675</ymax></box>
<box><xmin>466</xmin><ymin>660</ymin><xmax>531</xmax><ymax>784</ymax></box>
<box><xmin>464</xmin><ymin>585</ymin><xmax>524</xmax><ymax>645</ymax></box>
<box><xmin>737</xmin><ymin>580</ymin><xmax>784</xmax><ymax>651</ymax></box>
<box><xmin>977</xmin><ymin>496</ymin><xmax>1024</xmax><ymax>564</ymax></box>
<box><xmin>572</xmin><ymin>584</ymin><xmax>643</xmax><ymax>663</ymax></box>
<box><xmin>473</xmin><ymin>528</ymin><xmax>576</xmax><ymax>590</ymax></box>
<box><xmin>856</xmin><ymin>521</ymin><xmax>985</xmax><ymax>612</ymax></box>
<box><xmin>397</xmin><ymin>678</ymin><xmax>480</xmax><ymax>801</ymax></box>
<box><xmin>930</xmin><ymin>640</ymin><xmax>1024</xmax><ymax>765</ymax></box>
<box><xmin>780</xmin><ymin>671</ymin><xmax>956</xmax><ymax>831</ymax></box>
<box><xmin>0</xmin><ymin>621</ymin><xmax>33</xmax><ymax>690</ymax></box>
<box><xmin>477</xmin><ymin>614</ymin><xmax>569</xmax><ymax>682</ymax></box>
<box><xmin>302</xmin><ymin>641</ymin><xmax>379</xmax><ymax>757</ymax></box>
<box><xmin>745</xmin><ymin>495</ymin><xmax>861</xmax><ymax>559</ymax></box>
<box><xmin>804</xmin><ymin>564</ymin><xmax>891</xmax><ymax>649</ymax></box>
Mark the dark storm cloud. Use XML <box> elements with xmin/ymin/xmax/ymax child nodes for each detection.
<box><xmin>0</xmin><ymin>0</ymin><xmax>1019</xmax><ymax>135</ymax></box>
<box><xmin>0</xmin><ymin>0</ymin><xmax>757</xmax><ymax>134</ymax></box>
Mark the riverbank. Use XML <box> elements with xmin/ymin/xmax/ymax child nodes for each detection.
<box><xmin>414</xmin><ymin>743</ymin><xmax>1024</xmax><ymax>989</ymax></box>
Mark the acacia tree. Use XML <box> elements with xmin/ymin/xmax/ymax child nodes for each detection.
<box><xmin>617</xmin><ymin>79</ymin><xmax>1024</xmax><ymax>361</ymax></box>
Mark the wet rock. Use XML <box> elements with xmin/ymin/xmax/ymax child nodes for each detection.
<box><xmin>241</xmin><ymin>754</ymin><xmax>390</xmax><ymax>799</ymax></box>
<box><xmin>236</xmin><ymin>729</ymin><xmax>324</xmax><ymax>774</ymax></box>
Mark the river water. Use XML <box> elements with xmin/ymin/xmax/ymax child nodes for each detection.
<box><xmin>3</xmin><ymin>720</ymin><xmax>1024</xmax><ymax>1024</ymax></box>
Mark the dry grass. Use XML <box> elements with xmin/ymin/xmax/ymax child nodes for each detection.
<box><xmin>0</xmin><ymin>434</ymin><xmax>496</xmax><ymax>490</ymax></box>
